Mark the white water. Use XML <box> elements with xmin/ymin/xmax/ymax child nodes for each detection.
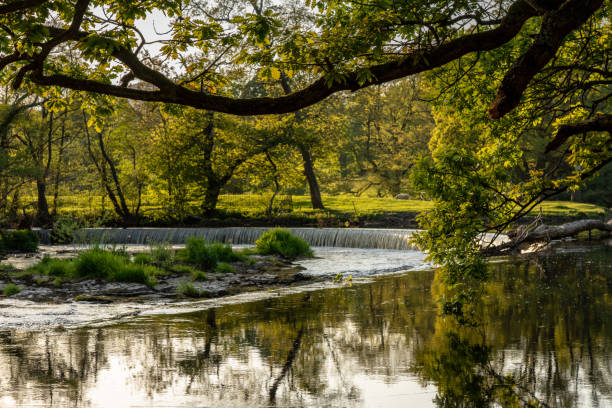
<box><xmin>67</xmin><ymin>227</ymin><xmax>421</xmax><ymax>250</ymax></box>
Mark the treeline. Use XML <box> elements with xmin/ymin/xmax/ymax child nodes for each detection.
<box><xmin>0</xmin><ymin>78</ymin><xmax>434</xmax><ymax>227</ymax></box>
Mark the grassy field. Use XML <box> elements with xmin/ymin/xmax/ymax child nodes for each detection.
<box><xmin>41</xmin><ymin>193</ymin><xmax>607</xmax><ymax>221</ymax></box>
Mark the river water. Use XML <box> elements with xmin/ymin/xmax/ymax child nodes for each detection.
<box><xmin>0</xmin><ymin>242</ymin><xmax>609</xmax><ymax>407</ymax></box>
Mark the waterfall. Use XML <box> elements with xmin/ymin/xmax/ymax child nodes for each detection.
<box><xmin>60</xmin><ymin>227</ymin><xmax>420</xmax><ymax>250</ymax></box>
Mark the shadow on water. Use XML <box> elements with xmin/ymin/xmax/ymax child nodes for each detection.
<box><xmin>0</xmin><ymin>245</ymin><xmax>609</xmax><ymax>407</ymax></box>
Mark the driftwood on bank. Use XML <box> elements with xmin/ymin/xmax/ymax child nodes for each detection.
<box><xmin>483</xmin><ymin>218</ymin><xmax>612</xmax><ymax>255</ymax></box>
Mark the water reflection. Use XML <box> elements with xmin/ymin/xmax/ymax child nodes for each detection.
<box><xmin>0</xmin><ymin>246</ymin><xmax>609</xmax><ymax>407</ymax></box>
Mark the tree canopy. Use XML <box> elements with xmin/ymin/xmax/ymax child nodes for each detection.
<box><xmin>0</xmin><ymin>0</ymin><xmax>607</xmax><ymax>124</ymax></box>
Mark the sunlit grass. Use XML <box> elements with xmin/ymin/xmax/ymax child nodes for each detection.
<box><xmin>22</xmin><ymin>192</ymin><xmax>606</xmax><ymax>220</ymax></box>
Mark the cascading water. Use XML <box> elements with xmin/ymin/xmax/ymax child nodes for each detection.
<box><xmin>62</xmin><ymin>227</ymin><xmax>420</xmax><ymax>250</ymax></box>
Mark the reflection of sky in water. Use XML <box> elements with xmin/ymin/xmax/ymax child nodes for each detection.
<box><xmin>0</xmin><ymin>245</ymin><xmax>609</xmax><ymax>408</ymax></box>
<box><xmin>299</xmin><ymin>247</ymin><xmax>430</xmax><ymax>277</ymax></box>
<box><xmin>0</xmin><ymin>245</ymin><xmax>610</xmax><ymax>408</ymax></box>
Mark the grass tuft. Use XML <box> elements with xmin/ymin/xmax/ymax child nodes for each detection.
<box><xmin>177</xmin><ymin>281</ymin><xmax>204</xmax><ymax>298</ymax></box>
<box><xmin>26</xmin><ymin>248</ymin><xmax>160</xmax><ymax>287</ymax></box>
<box><xmin>3</xmin><ymin>283</ymin><xmax>20</xmax><ymax>296</ymax></box>
<box><xmin>255</xmin><ymin>228</ymin><xmax>313</xmax><ymax>259</ymax></box>
<box><xmin>214</xmin><ymin>262</ymin><xmax>234</xmax><ymax>274</ymax></box>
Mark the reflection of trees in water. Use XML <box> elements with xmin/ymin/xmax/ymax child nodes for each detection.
<box><xmin>0</xmin><ymin>249</ymin><xmax>609</xmax><ymax>406</ymax></box>
<box><xmin>0</xmin><ymin>328</ymin><xmax>107</xmax><ymax>405</ymax></box>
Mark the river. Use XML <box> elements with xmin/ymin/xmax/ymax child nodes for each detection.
<box><xmin>0</xmin><ymin>241</ymin><xmax>609</xmax><ymax>407</ymax></box>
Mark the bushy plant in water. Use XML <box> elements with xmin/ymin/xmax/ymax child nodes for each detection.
<box><xmin>184</xmin><ymin>238</ymin><xmax>218</xmax><ymax>269</ymax></box>
<box><xmin>255</xmin><ymin>228</ymin><xmax>313</xmax><ymax>258</ymax></box>
<box><xmin>1</xmin><ymin>230</ymin><xmax>39</xmax><ymax>252</ymax></box>
<box><xmin>26</xmin><ymin>248</ymin><xmax>159</xmax><ymax>287</ymax></box>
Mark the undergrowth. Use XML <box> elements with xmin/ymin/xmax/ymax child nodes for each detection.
<box><xmin>27</xmin><ymin>248</ymin><xmax>159</xmax><ymax>287</ymax></box>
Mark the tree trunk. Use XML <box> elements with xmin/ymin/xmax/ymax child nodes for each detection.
<box><xmin>484</xmin><ymin>218</ymin><xmax>612</xmax><ymax>255</ymax></box>
<box><xmin>202</xmin><ymin>182</ymin><xmax>221</xmax><ymax>216</ymax></box>
<box><xmin>35</xmin><ymin>177</ymin><xmax>51</xmax><ymax>226</ymax></box>
<box><xmin>299</xmin><ymin>145</ymin><xmax>324</xmax><ymax>210</ymax></box>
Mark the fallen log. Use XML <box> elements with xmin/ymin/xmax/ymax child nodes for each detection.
<box><xmin>483</xmin><ymin>218</ymin><xmax>612</xmax><ymax>255</ymax></box>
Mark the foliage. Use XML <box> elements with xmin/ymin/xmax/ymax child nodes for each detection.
<box><xmin>190</xmin><ymin>269</ymin><xmax>208</xmax><ymax>281</ymax></box>
<box><xmin>0</xmin><ymin>230</ymin><xmax>39</xmax><ymax>253</ymax></box>
<box><xmin>27</xmin><ymin>248</ymin><xmax>159</xmax><ymax>287</ymax></box>
<box><xmin>3</xmin><ymin>283</ymin><xmax>20</xmax><ymax>296</ymax></box>
<box><xmin>133</xmin><ymin>253</ymin><xmax>153</xmax><ymax>265</ymax></box>
<box><xmin>182</xmin><ymin>238</ymin><xmax>219</xmax><ymax>270</ymax></box>
<box><xmin>51</xmin><ymin>217</ymin><xmax>82</xmax><ymax>244</ymax></box>
<box><xmin>409</xmin><ymin>4</ymin><xmax>611</xmax><ymax>321</ymax></box>
<box><xmin>255</xmin><ymin>228</ymin><xmax>313</xmax><ymax>258</ymax></box>
<box><xmin>181</xmin><ymin>238</ymin><xmax>246</xmax><ymax>270</ymax></box>
<box><xmin>214</xmin><ymin>262</ymin><xmax>234</xmax><ymax>274</ymax></box>
<box><xmin>177</xmin><ymin>282</ymin><xmax>204</xmax><ymax>298</ymax></box>
<box><xmin>149</xmin><ymin>244</ymin><xmax>174</xmax><ymax>267</ymax></box>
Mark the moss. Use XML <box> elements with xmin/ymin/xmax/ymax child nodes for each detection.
<box><xmin>74</xmin><ymin>294</ymin><xmax>113</xmax><ymax>303</ymax></box>
<box><xmin>3</xmin><ymin>283</ymin><xmax>20</xmax><ymax>296</ymax></box>
<box><xmin>255</xmin><ymin>228</ymin><xmax>313</xmax><ymax>259</ymax></box>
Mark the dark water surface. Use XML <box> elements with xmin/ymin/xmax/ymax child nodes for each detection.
<box><xmin>0</xmin><ymin>245</ymin><xmax>610</xmax><ymax>407</ymax></box>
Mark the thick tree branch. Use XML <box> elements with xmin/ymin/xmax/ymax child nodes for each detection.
<box><xmin>484</xmin><ymin>218</ymin><xmax>612</xmax><ymax>255</ymax></box>
<box><xmin>0</xmin><ymin>0</ymin><xmax>47</xmax><ymax>14</ymax></box>
<box><xmin>545</xmin><ymin>113</ymin><xmax>612</xmax><ymax>152</ymax></box>
<box><xmin>24</xmin><ymin>0</ymin><xmax>537</xmax><ymax>115</ymax></box>
<box><xmin>488</xmin><ymin>0</ymin><xmax>604</xmax><ymax>119</ymax></box>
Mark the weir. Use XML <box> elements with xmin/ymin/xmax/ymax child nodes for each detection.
<box><xmin>61</xmin><ymin>227</ymin><xmax>420</xmax><ymax>250</ymax></box>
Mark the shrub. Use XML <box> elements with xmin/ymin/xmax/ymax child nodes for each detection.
<box><xmin>51</xmin><ymin>217</ymin><xmax>81</xmax><ymax>244</ymax></box>
<box><xmin>184</xmin><ymin>238</ymin><xmax>218</xmax><ymax>269</ymax></box>
<box><xmin>210</xmin><ymin>242</ymin><xmax>246</xmax><ymax>262</ymax></box>
<box><xmin>150</xmin><ymin>243</ymin><xmax>174</xmax><ymax>267</ymax></box>
<box><xmin>73</xmin><ymin>248</ymin><xmax>123</xmax><ymax>279</ymax></box>
<box><xmin>25</xmin><ymin>249</ymin><xmax>160</xmax><ymax>286</ymax></box>
<box><xmin>215</xmin><ymin>262</ymin><xmax>234</xmax><ymax>274</ymax></box>
<box><xmin>3</xmin><ymin>283</ymin><xmax>20</xmax><ymax>296</ymax></box>
<box><xmin>133</xmin><ymin>253</ymin><xmax>153</xmax><ymax>265</ymax></box>
<box><xmin>255</xmin><ymin>228</ymin><xmax>313</xmax><ymax>258</ymax></box>
<box><xmin>1</xmin><ymin>230</ymin><xmax>39</xmax><ymax>252</ymax></box>
<box><xmin>27</xmin><ymin>256</ymin><xmax>74</xmax><ymax>278</ymax></box>
<box><xmin>177</xmin><ymin>281</ymin><xmax>203</xmax><ymax>298</ymax></box>
<box><xmin>109</xmin><ymin>264</ymin><xmax>157</xmax><ymax>287</ymax></box>
<box><xmin>191</xmin><ymin>269</ymin><xmax>208</xmax><ymax>281</ymax></box>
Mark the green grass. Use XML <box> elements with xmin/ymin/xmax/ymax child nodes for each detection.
<box><xmin>133</xmin><ymin>253</ymin><xmax>153</xmax><ymax>264</ymax></box>
<box><xmin>179</xmin><ymin>238</ymin><xmax>246</xmax><ymax>270</ymax></box>
<box><xmin>255</xmin><ymin>228</ymin><xmax>313</xmax><ymax>259</ymax></box>
<box><xmin>26</xmin><ymin>248</ymin><xmax>160</xmax><ymax>287</ymax></box>
<box><xmin>214</xmin><ymin>262</ymin><xmax>234</xmax><ymax>274</ymax></box>
<box><xmin>532</xmin><ymin>201</ymin><xmax>606</xmax><ymax>217</ymax></box>
<box><xmin>3</xmin><ymin>283</ymin><xmax>20</xmax><ymax>296</ymax></box>
<box><xmin>177</xmin><ymin>281</ymin><xmax>205</xmax><ymax>298</ymax></box>
<box><xmin>19</xmin><ymin>191</ymin><xmax>607</xmax><ymax>222</ymax></box>
<box><xmin>0</xmin><ymin>230</ymin><xmax>39</xmax><ymax>253</ymax></box>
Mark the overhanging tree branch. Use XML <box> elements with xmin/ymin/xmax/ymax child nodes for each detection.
<box><xmin>12</xmin><ymin>0</ymin><xmax>538</xmax><ymax>116</ymax></box>
<box><xmin>545</xmin><ymin>113</ymin><xmax>612</xmax><ymax>153</ymax></box>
